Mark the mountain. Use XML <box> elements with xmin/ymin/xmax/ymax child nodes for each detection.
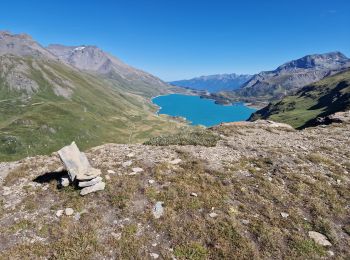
<box><xmin>0</xmin><ymin>31</ymin><xmax>183</xmax><ymax>161</ymax></box>
<box><xmin>249</xmin><ymin>69</ymin><xmax>350</xmax><ymax>128</ymax></box>
<box><xmin>0</xmin><ymin>31</ymin><xmax>57</xmax><ymax>59</ymax></box>
<box><xmin>237</xmin><ymin>52</ymin><xmax>350</xmax><ymax>100</ymax></box>
<box><xmin>170</xmin><ymin>73</ymin><xmax>253</xmax><ymax>93</ymax></box>
<box><xmin>47</xmin><ymin>44</ymin><xmax>175</xmax><ymax>98</ymax></box>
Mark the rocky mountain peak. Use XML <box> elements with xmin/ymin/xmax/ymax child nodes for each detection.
<box><xmin>237</xmin><ymin>51</ymin><xmax>350</xmax><ymax>100</ymax></box>
<box><xmin>276</xmin><ymin>51</ymin><xmax>349</xmax><ymax>72</ymax></box>
<box><xmin>0</xmin><ymin>31</ymin><xmax>56</xmax><ymax>59</ymax></box>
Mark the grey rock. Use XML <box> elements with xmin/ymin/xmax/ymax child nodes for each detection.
<box><xmin>130</xmin><ymin>167</ymin><xmax>144</xmax><ymax>175</ymax></box>
<box><xmin>280</xmin><ymin>212</ymin><xmax>289</xmax><ymax>218</ymax></box>
<box><xmin>60</xmin><ymin>177</ymin><xmax>70</xmax><ymax>187</ymax></box>
<box><xmin>65</xmin><ymin>208</ymin><xmax>74</xmax><ymax>216</ymax></box>
<box><xmin>80</xmin><ymin>181</ymin><xmax>106</xmax><ymax>196</ymax></box>
<box><xmin>127</xmin><ymin>152</ymin><xmax>135</xmax><ymax>158</ymax></box>
<box><xmin>153</xmin><ymin>201</ymin><xmax>164</xmax><ymax>219</ymax></box>
<box><xmin>56</xmin><ymin>209</ymin><xmax>64</xmax><ymax>217</ymax></box>
<box><xmin>169</xmin><ymin>159</ymin><xmax>182</xmax><ymax>165</ymax></box>
<box><xmin>58</xmin><ymin>142</ymin><xmax>101</xmax><ymax>181</ymax></box>
<box><xmin>122</xmin><ymin>160</ymin><xmax>132</xmax><ymax>167</ymax></box>
<box><xmin>209</xmin><ymin>212</ymin><xmax>218</xmax><ymax>218</ymax></box>
<box><xmin>308</xmin><ymin>231</ymin><xmax>332</xmax><ymax>246</ymax></box>
<box><xmin>150</xmin><ymin>253</ymin><xmax>159</xmax><ymax>259</ymax></box>
<box><xmin>78</xmin><ymin>176</ymin><xmax>102</xmax><ymax>188</ymax></box>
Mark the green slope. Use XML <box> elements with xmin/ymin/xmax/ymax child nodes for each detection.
<box><xmin>0</xmin><ymin>56</ymin><xmax>183</xmax><ymax>161</ymax></box>
<box><xmin>249</xmin><ymin>69</ymin><xmax>350</xmax><ymax>129</ymax></box>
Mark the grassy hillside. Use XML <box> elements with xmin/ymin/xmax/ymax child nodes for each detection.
<box><xmin>250</xmin><ymin>70</ymin><xmax>350</xmax><ymax>128</ymax></box>
<box><xmin>0</xmin><ymin>56</ymin><xmax>183</xmax><ymax>161</ymax></box>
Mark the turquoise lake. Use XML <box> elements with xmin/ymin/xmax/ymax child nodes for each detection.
<box><xmin>152</xmin><ymin>94</ymin><xmax>257</xmax><ymax>127</ymax></box>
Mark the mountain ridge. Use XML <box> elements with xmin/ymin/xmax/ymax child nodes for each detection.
<box><xmin>236</xmin><ymin>51</ymin><xmax>350</xmax><ymax>100</ymax></box>
<box><xmin>170</xmin><ymin>73</ymin><xmax>252</xmax><ymax>93</ymax></box>
<box><xmin>0</xmin><ymin>31</ymin><xmax>184</xmax><ymax>161</ymax></box>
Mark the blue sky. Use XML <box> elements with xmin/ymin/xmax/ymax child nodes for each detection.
<box><xmin>1</xmin><ymin>0</ymin><xmax>349</xmax><ymax>81</ymax></box>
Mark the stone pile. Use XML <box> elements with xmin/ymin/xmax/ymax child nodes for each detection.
<box><xmin>58</xmin><ymin>142</ymin><xmax>105</xmax><ymax>196</ymax></box>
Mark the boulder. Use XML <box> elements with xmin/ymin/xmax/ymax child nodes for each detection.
<box><xmin>80</xmin><ymin>181</ymin><xmax>106</xmax><ymax>196</ymax></box>
<box><xmin>58</xmin><ymin>142</ymin><xmax>101</xmax><ymax>181</ymax></box>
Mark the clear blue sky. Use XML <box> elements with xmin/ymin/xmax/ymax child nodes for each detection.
<box><xmin>1</xmin><ymin>0</ymin><xmax>349</xmax><ymax>81</ymax></box>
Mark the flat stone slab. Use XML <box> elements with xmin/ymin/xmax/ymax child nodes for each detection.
<box><xmin>78</xmin><ymin>176</ymin><xmax>102</xmax><ymax>188</ymax></box>
<box><xmin>80</xmin><ymin>181</ymin><xmax>106</xmax><ymax>196</ymax></box>
<box><xmin>58</xmin><ymin>142</ymin><xmax>101</xmax><ymax>181</ymax></box>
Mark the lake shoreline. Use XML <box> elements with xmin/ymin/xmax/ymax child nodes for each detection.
<box><xmin>152</xmin><ymin>94</ymin><xmax>257</xmax><ymax>127</ymax></box>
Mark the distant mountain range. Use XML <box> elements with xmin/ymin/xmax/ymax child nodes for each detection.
<box><xmin>0</xmin><ymin>31</ymin><xmax>181</xmax><ymax>160</ymax></box>
<box><xmin>170</xmin><ymin>73</ymin><xmax>253</xmax><ymax>92</ymax></box>
<box><xmin>237</xmin><ymin>52</ymin><xmax>350</xmax><ymax>100</ymax></box>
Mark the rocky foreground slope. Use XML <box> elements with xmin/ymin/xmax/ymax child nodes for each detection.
<box><xmin>0</xmin><ymin>120</ymin><xmax>349</xmax><ymax>259</ymax></box>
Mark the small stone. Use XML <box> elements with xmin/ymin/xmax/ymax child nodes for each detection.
<box><xmin>61</xmin><ymin>177</ymin><xmax>70</xmax><ymax>187</ymax></box>
<box><xmin>308</xmin><ymin>231</ymin><xmax>332</xmax><ymax>246</ymax></box>
<box><xmin>107</xmin><ymin>170</ymin><xmax>115</xmax><ymax>174</ymax></box>
<box><xmin>170</xmin><ymin>159</ymin><xmax>182</xmax><ymax>165</ymax></box>
<box><xmin>209</xmin><ymin>212</ymin><xmax>218</xmax><ymax>218</ymax></box>
<box><xmin>105</xmin><ymin>175</ymin><xmax>111</xmax><ymax>181</ymax></box>
<box><xmin>111</xmin><ymin>232</ymin><xmax>122</xmax><ymax>240</ymax></box>
<box><xmin>337</xmin><ymin>179</ymin><xmax>341</xmax><ymax>184</ymax></box>
<box><xmin>153</xmin><ymin>201</ymin><xmax>164</xmax><ymax>219</ymax></box>
<box><xmin>127</xmin><ymin>153</ymin><xmax>135</xmax><ymax>158</ymax></box>
<box><xmin>132</xmin><ymin>167</ymin><xmax>144</xmax><ymax>173</ymax></box>
<box><xmin>242</xmin><ymin>219</ymin><xmax>250</xmax><ymax>225</ymax></box>
<box><xmin>65</xmin><ymin>208</ymin><xmax>74</xmax><ymax>216</ymax></box>
<box><xmin>73</xmin><ymin>213</ymin><xmax>81</xmax><ymax>221</ymax></box>
<box><xmin>80</xmin><ymin>181</ymin><xmax>106</xmax><ymax>196</ymax></box>
<box><xmin>190</xmin><ymin>192</ymin><xmax>198</xmax><ymax>197</ymax></box>
<box><xmin>152</xmin><ymin>243</ymin><xmax>157</xmax><ymax>247</ymax></box>
<box><xmin>56</xmin><ymin>209</ymin><xmax>64</xmax><ymax>217</ymax></box>
<box><xmin>267</xmin><ymin>177</ymin><xmax>273</xmax><ymax>182</ymax></box>
<box><xmin>79</xmin><ymin>176</ymin><xmax>102</xmax><ymax>187</ymax></box>
<box><xmin>150</xmin><ymin>253</ymin><xmax>159</xmax><ymax>259</ymax></box>
<box><xmin>122</xmin><ymin>160</ymin><xmax>132</xmax><ymax>167</ymax></box>
<box><xmin>148</xmin><ymin>180</ymin><xmax>155</xmax><ymax>184</ymax></box>
<box><xmin>281</xmin><ymin>212</ymin><xmax>289</xmax><ymax>218</ymax></box>
<box><xmin>327</xmin><ymin>250</ymin><xmax>335</xmax><ymax>257</ymax></box>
